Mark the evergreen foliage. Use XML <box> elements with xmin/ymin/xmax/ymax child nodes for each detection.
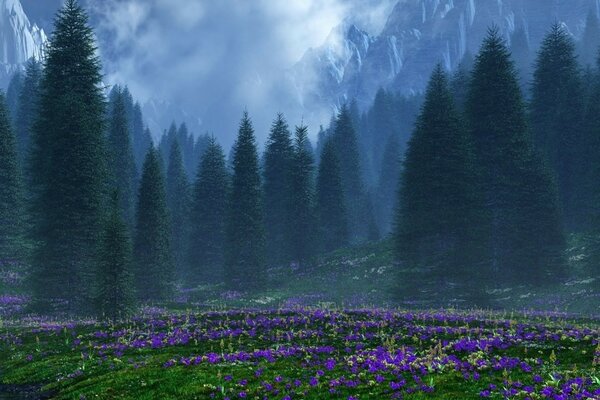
<box><xmin>188</xmin><ymin>137</ymin><xmax>229</xmax><ymax>284</ymax></box>
<box><xmin>29</xmin><ymin>0</ymin><xmax>107</xmax><ymax>314</ymax></box>
<box><xmin>95</xmin><ymin>191</ymin><xmax>135</xmax><ymax>321</ymax></box>
<box><xmin>397</xmin><ymin>65</ymin><xmax>484</xmax><ymax>289</ymax></box>
<box><xmin>263</xmin><ymin>113</ymin><xmax>294</xmax><ymax>265</ymax></box>
<box><xmin>530</xmin><ymin>24</ymin><xmax>585</xmax><ymax>229</ymax></box>
<box><xmin>166</xmin><ymin>139</ymin><xmax>190</xmax><ymax>279</ymax></box>
<box><xmin>316</xmin><ymin>139</ymin><xmax>348</xmax><ymax>253</ymax></box>
<box><xmin>330</xmin><ymin>105</ymin><xmax>365</xmax><ymax>241</ymax></box>
<box><xmin>15</xmin><ymin>58</ymin><xmax>42</xmax><ymax>167</ymax></box>
<box><xmin>224</xmin><ymin>112</ymin><xmax>266</xmax><ymax>290</ymax></box>
<box><xmin>107</xmin><ymin>88</ymin><xmax>137</xmax><ymax>228</ymax></box>
<box><xmin>134</xmin><ymin>147</ymin><xmax>174</xmax><ymax>301</ymax></box>
<box><xmin>289</xmin><ymin>124</ymin><xmax>316</xmax><ymax>265</ymax></box>
<box><xmin>0</xmin><ymin>92</ymin><xmax>26</xmax><ymax>263</ymax></box>
<box><xmin>466</xmin><ymin>29</ymin><xmax>565</xmax><ymax>284</ymax></box>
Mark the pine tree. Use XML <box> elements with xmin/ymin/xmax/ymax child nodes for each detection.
<box><xmin>397</xmin><ymin>65</ymin><xmax>484</xmax><ymax>290</ymax></box>
<box><xmin>166</xmin><ymin>139</ymin><xmax>190</xmax><ymax>279</ymax></box>
<box><xmin>530</xmin><ymin>23</ymin><xmax>584</xmax><ymax>230</ymax></box>
<box><xmin>188</xmin><ymin>137</ymin><xmax>229</xmax><ymax>284</ymax></box>
<box><xmin>315</xmin><ymin>139</ymin><xmax>348</xmax><ymax>253</ymax></box>
<box><xmin>0</xmin><ymin>92</ymin><xmax>25</xmax><ymax>263</ymax></box>
<box><xmin>96</xmin><ymin>191</ymin><xmax>135</xmax><ymax>321</ymax></box>
<box><xmin>263</xmin><ymin>113</ymin><xmax>294</xmax><ymax>265</ymax></box>
<box><xmin>289</xmin><ymin>124</ymin><xmax>316</xmax><ymax>265</ymax></box>
<box><xmin>331</xmin><ymin>105</ymin><xmax>365</xmax><ymax>241</ymax></box>
<box><xmin>134</xmin><ymin>147</ymin><xmax>174</xmax><ymax>301</ymax></box>
<box><xmin>29</xmin><ymin>0</ymin><xmax>107</xmax><ymax>314</ymax></box>
<box><xmin>15</xmin><ymin>58</ymin><xmax>42</xmax><ymax>166</ymax></box>
<box><xmin>225</xmin><ymin>112</ymin><xmax>266</xmax><ymax>290</ymax></box>
<box><xmin>107</xmin><ymin>88</ymin><xmax>137</xmax><ymax>228</ymax></box>
<box><xmin>467</xmin><ymin>28</ymin><xmax>565</xmax><ymax>285</ymax></box>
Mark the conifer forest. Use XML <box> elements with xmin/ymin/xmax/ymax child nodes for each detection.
<box><xmin>0</xmin><ymin>1</ymin><xmax>598</xmax><ymax>399</ymax></box>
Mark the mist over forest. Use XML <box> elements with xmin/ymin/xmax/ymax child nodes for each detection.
<box><xmin>0</xmin><ymin>1</ymin><xmax>598</xmax><ymax>399</ymax></box>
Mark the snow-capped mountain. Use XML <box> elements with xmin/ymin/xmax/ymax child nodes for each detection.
<box><xmin>293</xmin><ymin>0</ymin><xmax>600</xmax><ymax>112</ymax></box>
<box><xmin>0</xmin><ymin>0</ymin><xmax>47</xmax><ymax>87</ymax></box>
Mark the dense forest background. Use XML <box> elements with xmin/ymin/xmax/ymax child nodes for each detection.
<box><xmin>1</xmin><ymin>0</ymin><xmax>600</xmax><ymax>318</ymax></box>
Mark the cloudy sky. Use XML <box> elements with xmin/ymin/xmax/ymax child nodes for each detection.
<box><xmin>21</xmin><ymin>0</ymin><xmax>396</xmax><ymax>145</ymax></box>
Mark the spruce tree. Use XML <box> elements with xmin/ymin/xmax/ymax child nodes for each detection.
<box><xmin>225</xmin><ymin>112</ymin><xmax>266</xmax><ymax>290</ymax></box>
<box><xmin>15</xmin><ymin>58</ymin><xmax>42</xmax><ymax>166</ymax></box>
<box><xmin>96</xmin><ymin>191</ymin><xmax>135</xmax><ymax>321</ymax></box>
<box><xmin>331</xmin><ymin>105</ymin><xmax>365</xmax><ymax>241</ymax></box>
<box><xmin>0</xmin><ymin>92</ymin><xmax>25</xmax><ymax>263</ymax></box>
<box><xmin>289</xmin><ymin>124</ymin><xmax>316</xmax><ymax>265</ymax></box>
<box><xmin>134</xmin><ymin>147</ymin><xmax>174</xmax><ymax>301</ymax></box>
<box><xmin>107</xmin><ymin>88</ymin><xmax>137</xmax><ymax>228</ymax></box>
<box><xmin>530</xmin><ymin>24</ymin><xmax>584</xmax><ymax>229</ymax></box>
<box><xmin>29</xmin><ymin>0</ymin><xmax>107</xmax><ymax>314</ymax></box>
<box><xmin>188</xmin><ymin>137</ymin><xmax>229</xmax><ymax>284</ymax></box>
<box><xmin>467</xmin><ymin>29</ymin><xmax>565</xmax><ymax>285</ymax></box>
<box><xmin>397</xmin><ymin>65</ymin><xmax>483</xmax><ymax>289</ymax></box>
<box><xmin>263</xmin><ymin>113</ymin><xmax>294</xmax><ymax>265</ymax></box>
<box><xmin>166</xmin><ymin>139</ymin><xmax>190</xmax><ymax>279</ymax></box>
<box><xmin>315</xmin><ymin>139</ymin><xmax>348</xmax><ymax>253</ymax></box>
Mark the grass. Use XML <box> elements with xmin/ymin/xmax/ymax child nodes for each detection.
<box><xmin>0</xmin><ymin>239</ymin><xmax>599</xmax><ymax>399</ymax></box>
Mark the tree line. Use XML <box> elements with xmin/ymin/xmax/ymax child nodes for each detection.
<box><xmin>1</xmin><ymin>0</ymin><xmax>600</xmax><ymax>317</ymax></box>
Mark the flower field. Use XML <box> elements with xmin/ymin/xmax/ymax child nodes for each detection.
<box><xmin>1</xmin><ymin>308</ymin><xmax>599</xmax><ymax>399</ymax></box>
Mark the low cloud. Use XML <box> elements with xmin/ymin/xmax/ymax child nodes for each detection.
<box><xmin>87</xmin><ymin>0</ymin><xmax>396</xmax><ymax>146</ymax></box>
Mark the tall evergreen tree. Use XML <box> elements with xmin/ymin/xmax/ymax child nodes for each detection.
<box><xmin>331</xmin><ymin>105</ymin><xmax>365</xmax><ymax>241</ymax></box>
<box><xmin>396</xmin><ymin>65</ymin><xmax>484</xmax><ymax>291</ymax></box>
<box><xmin>188</xmin><ymin>138</ymin><xmax>229</xmax><ymax>284</ymax></box>
<box><xmin>315</xmin><ymin>139</ymin><xmax>348</xmax><ymax>253</ymax></box>
<box><xmin>467</xmin><ymin>29</ymin><xmax>565</xmax><ymax>284</ymax></box>
<box><xmin>95</xmin><ymin>191</ymin><xmax>135</xmax><ymax>321</ymax></box>
<box><xmin>0</xmin><ymin>92</ymin><xmax>25</xmax><ymax>262</ymax></box>
<box><xmin>107</xmin><ymin>88</ymin><xmax>137</xmax><ymax>228</ymax></box>
<box><xmin>289</xmin><ymin>124</ymin><xmax>316</xmax><ymax>265</ymax></box>
<box><xmin>225</xmin><ymin>112</ymin><xmax>266</xmax><ymax>290</ymax></box>
<box><xmin>29</xmin><ymin>0</ymin><xmax>107</xmax><ymax>314</ymax></box>
<box><xmin>15</xmin><ymin>58</ymin><xmax>42</xmax><ymax>166</ymax></box>
<box><xmin>166</xmin><ymin>139</ymin><xmax>190</xmax><ymax>278</ymax></box>
<box><xmin>134</xmin><ymin>147</ymin><xmax>174</xmax><ymax>301</ymax></box>
<box><xmin>263</xmin><ymin>113</ymin><xmax>294</xmax><ymax>265</ymax></box>
<box><xmin>530</xmin><ymin>24</ymin><xmax>585</xmax><ymax>229</ymax></box>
